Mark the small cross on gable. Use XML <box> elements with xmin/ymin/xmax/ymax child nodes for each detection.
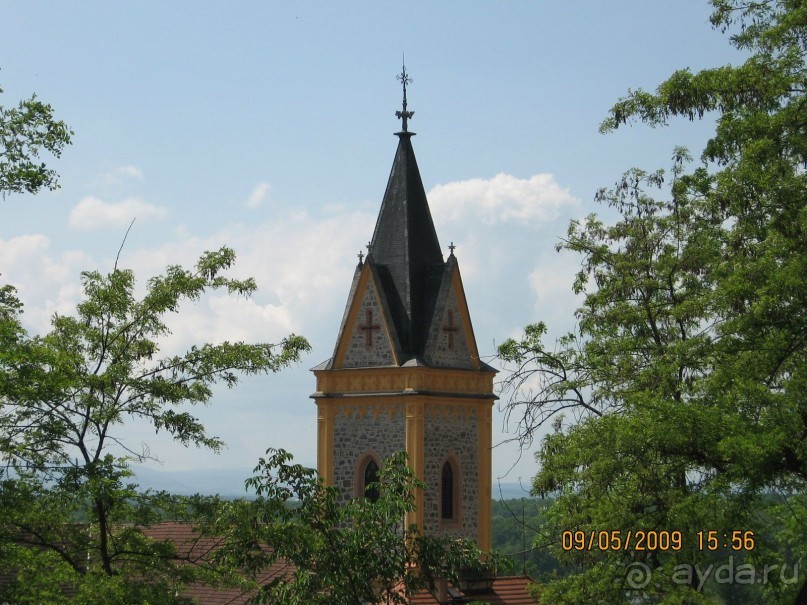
<box><xmin>442</xmin><ymin>309</ymin><xmax>459</xmax><ymax>350</ymax></box>
<box><xmin>359</xmin><ymin>307</ymin><xmax>381</xmax><ymax>347</ymax></box>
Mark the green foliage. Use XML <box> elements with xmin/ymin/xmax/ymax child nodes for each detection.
<box><xmin>499</xmin><ymin>1</ymin><xmax>807</xmax><ymax>602</ymax></box>
<box><xmin>207</xmin><ymin>449</ymin><xmax>482</xmax><ymax>605</ymax></box>
<box><xmin>0</xmin><ymin>249</ymin><xmax>310</xmax><ymax>603</ymax></box>
<box><xmin>491</xmin><ymin>497</ymin><xmax>564</xmax><ymax>579</ymax></box>
<box><xmin>0</xmin><ymin>78</ymin><xmax>72</xmax><ymax>199</ymax></box>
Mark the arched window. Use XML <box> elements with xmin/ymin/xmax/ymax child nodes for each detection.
<box><xmin>441</xmin><ymin>461</ymin><xmax>454</xmax><ymax>520</ymax></box>
<box><xmin>439</xmin><ymin>455</ymin><xmax>462</xmax><ymax>528</ymax></box>
<box><xmin>364</xmin><ymin>459</ymin><xmax>380</xmax><ymax>503</ymax></box>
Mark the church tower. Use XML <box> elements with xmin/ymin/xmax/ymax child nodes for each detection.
<box><xmin>311</xmin><ymin>66</ymin><xmax>496</xmax><ymax>551</ymax></box>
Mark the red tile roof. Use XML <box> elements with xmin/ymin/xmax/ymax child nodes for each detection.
<box><xmin>141</xmin><ymin>522</ymin><xmax>290</xmax><ymax>605</ymax></box>
<box><xmin>409</xmin><ymin>575</ymin><xmax>538</xmax><ymax>605</ymax></box>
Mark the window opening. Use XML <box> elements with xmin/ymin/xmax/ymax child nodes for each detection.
<box><xmin>441</xmin><ymin>462</ymin><xmax>454</xmax><ymax>519</ymax></box>
<box><xmin>364</xmin><ymin>459</ymin><xmax>380</xmax><ymax>502</ymax></box>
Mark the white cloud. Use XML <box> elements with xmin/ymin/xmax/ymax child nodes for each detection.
<box><xmin>68</xmin><ymin>196</ymin><xmax>168</xmax><ymax>231</ymax></box>
<box><xmin>0</xmin><ymin>233</ymin><xmax>50</xmax><ymax>264</ymax></box>
<box><xmin>94</xmin><ymin>164</ymin><xmax>145</xmax><ymax>187</ymax></box>
<box><xmin>245</xmin><ymin>182</ymin><xmax>271</xmax><ymax>209</ymax></box>
<box><xmin>104</xmin><ymin>207</ymin><xmax>375</xmax><ymax>358</ymax></box>
<box><xmin>428</xmin><ymin>172</ymin><xmax>578</xmax><ymax>225</ymax></box>
<box><xmin>115</xmin><ymin>165</ymin><xmax>144</xmax><ymax>180</ymax></box>
<box><xmin>0</xmin><ymin>235</ymin><xmax>93</xmax><ymax>333</ymax></box>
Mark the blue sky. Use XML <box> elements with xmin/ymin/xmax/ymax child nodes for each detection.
<box><xmin>1</xmin><ymin>2</ymin><xmax>743</xmax><ymax>492</ymax></box>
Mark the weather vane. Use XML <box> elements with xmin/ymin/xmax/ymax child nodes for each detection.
<box><xmin>395</xmin><ymin>59</ymin><xmax>414</xmax><ymax>132</ymax></box>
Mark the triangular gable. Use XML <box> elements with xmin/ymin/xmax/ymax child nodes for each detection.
<box><xmin>329</xmin><ymin>261</ymin><xmax>363</xmax><ymax>367</ymax></box>
<box><xmin>333</xmin><ymin>257</ymin><xmax>400</xmax><ymax>369</ymax></box>
<box><xmin>423</xmin><ymin>256</ymin><xmax>481</xmax><ymax>370</ymax></box>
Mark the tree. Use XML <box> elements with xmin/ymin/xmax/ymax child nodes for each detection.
<box><xmin>209</xmin><ymin>449</ymin><xmax>482</xmax><ymax>605</ymax></box>
<box><xmin>0</xmin><ymin>77</ymin><xmax>72</xmax><ymax>198</ymax></box>
<box><xmin>499</xmin><ymin>1</ymin><xmax>807</xmax><ymax>603</ymax></box>
<box><xmin>0</xmin><ymin>248</ymin><xmax>310</xmax><ymax>603</ymax></box>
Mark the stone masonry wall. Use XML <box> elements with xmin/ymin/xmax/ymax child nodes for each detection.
<box><xmin>332</xmin><ymin>404</ymin><xmax>405</xmax><ymax>502</ymax></box>
<box><xmin>423</xmin><ymin>405</ymin><xmax>478</xmax><ymax>541</ymax></box>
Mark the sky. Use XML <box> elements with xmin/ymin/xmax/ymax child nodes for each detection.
<box><xmin>1</xmin><ymin>1</ymin><xmax>744</xmax><ymax>494</ymax></box>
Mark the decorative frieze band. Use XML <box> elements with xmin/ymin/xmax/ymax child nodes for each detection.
<box><xmin>314</xmin><ymin>366</ymin><xmax>495</xmax><ymax>397</ymax></box>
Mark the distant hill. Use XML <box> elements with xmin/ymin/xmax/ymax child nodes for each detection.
<box><xmin>494</xmin><ymin>482</ymin><xmax>535</xmax><ymax>500</ymax></box>
<box><xmin>132</xmin><ymin>465</ymin><xmax>534</xmax><ymax>502</ymax></box>
<box><xmin>131</xmin><ymin>466</ymin><xmax>254</xmax><ymax>498</ymax></box>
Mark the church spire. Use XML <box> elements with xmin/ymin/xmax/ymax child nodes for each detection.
<box><xmin>368</xmin><ymin>65</ymin><xmax>444</xmax><ymax>355</ymax></box>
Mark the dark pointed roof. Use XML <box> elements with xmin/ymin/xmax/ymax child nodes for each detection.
<box><xmin>368</xmin><ymin>132</ymin><xmax>445</xmax><ymax>356</ymax></box>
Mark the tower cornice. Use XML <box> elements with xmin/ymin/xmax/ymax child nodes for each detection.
<box><xmin>312</xmin><ymin>364</ymin><xmax>496</xmax><ymax>400</ymax></box>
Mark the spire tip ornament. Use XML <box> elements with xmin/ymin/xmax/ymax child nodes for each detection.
<box><xmin>395</xmin><ymin>59</ymin><xmax>414</xmax><ymax>133</ymax></box>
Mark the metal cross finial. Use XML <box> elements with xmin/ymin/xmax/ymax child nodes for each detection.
<box><xmin>395</xmin><ymin>60</ymin><xmax>414</xmax><ymax>132</ymax></box>
<box><xmin>358</xmin><ymin>250</ymin><xmax>364</xmax><ymax>263</ymax></box>
<box><xmin>449</xmin><ymin>242</ymin><xmax>456</xmax><ymax>255</ymax></box>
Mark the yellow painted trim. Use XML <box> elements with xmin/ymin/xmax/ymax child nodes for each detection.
<box><xmin>317</xmin><ymin>403</ymin><xmax>335</xmax><ymax>485</ymax></box>
<box><xmin>313</xmin><ymin>365</ymin><xmax>495</xmax><ymax>398</ymax></box>
<box><xmin>405</xmin><ymin>401</ymin><xmax>425</xmax><ymax>532</ymax></box>
<box><xmin>477</xmin><ymin>403</ymin><xmax>493</xmax><ymax>552</ymax></box>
